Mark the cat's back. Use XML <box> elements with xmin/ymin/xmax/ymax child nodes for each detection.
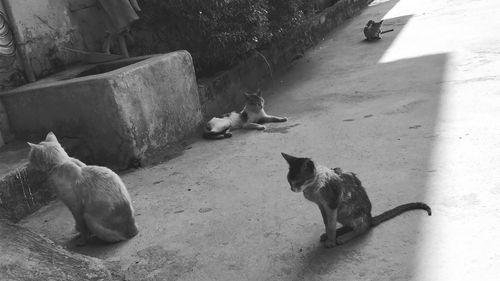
<box><xmin>333</xmin><ymin>168</ymin><xmax>372</xmax><ymax>215</ymax></box>
<box><xmin>78</xmin><ymin>165</ymin><xmax>131</xmax><ymax>204</ymax></box>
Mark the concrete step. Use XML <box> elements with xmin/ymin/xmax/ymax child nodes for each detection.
<box><xmin>0</xmin><ymin>141</ymin><xmax>52</xmax><ymax>222</ymax></box>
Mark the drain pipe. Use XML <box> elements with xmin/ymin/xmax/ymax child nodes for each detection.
<box><xmin>0</xmin><ymin>0</ymin><xmax>36</xmax><ymax>82</ymax></box>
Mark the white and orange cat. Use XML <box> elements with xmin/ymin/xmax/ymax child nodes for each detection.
<box><xmin>203</xmin><ymin>89</ymin><xmax>288</xmax><ymax>139</ymax></box>
<box><xmin>27</xmin><ymin>132</ymin><xmax>138</xmax><ymax>246</ymax></box>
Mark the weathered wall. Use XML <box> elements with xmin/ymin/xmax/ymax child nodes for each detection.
<box><xmin>4</xmin><ymin>0</ymin><xmax>105</xmax><ymax>78</ymax></box>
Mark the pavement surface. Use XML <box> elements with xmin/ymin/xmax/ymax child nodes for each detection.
<box><xmin>21</xmin><ymin>0</ymin><xmax>500</xmax><ymax>280</ymax></box>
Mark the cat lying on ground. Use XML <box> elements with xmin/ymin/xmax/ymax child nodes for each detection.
<box><xmin>281</xmin><ymin>153</ymin><xmax>431</xmax><ymax>248</ymax></box>
<box><xmin>363</xmin><ymin>20</ymin><xmax>394</xmax><ymax>41</ymax></box>
<box><xmin>203</xmin><ymin>89</ymin><xmax>288</xmax><ymax>139</ymax></box>
<box><xmin>27</xmin><ymin>132</ymin><xmax>138</xmax><ymax>246</ymax></box>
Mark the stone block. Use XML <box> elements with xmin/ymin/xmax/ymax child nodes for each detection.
<box><xmin>0</xmin><ymin>51</ymin><xmax>202</xmax><ymax>170</ymax></box>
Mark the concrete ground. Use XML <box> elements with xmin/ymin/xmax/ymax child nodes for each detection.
<box><xmin>21</xmin><ymin>0</ymin><xmax>500</xmax><ymax>280</ymax></box>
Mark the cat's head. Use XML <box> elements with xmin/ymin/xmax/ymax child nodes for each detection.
<box><xmin>366</xmin><ymin>20</ymin><xmax>383</xmax><ymax>28</ymax></box>
<box><xmin>244</xmin><ymin>89</ymin><xmax>264</xmax><ymax>111</ymax></box>
<box><xmin>27</xmin><ymin>132</ymin><xmax>69</xmax><ymax>172</ymax></box>
<box><xmin>373</xmin><ymin>20</ymin><xmax>383</xmax><ymax>28</ymax></box>
<box><xmin>281</xmin><ymin>152</ymin><xmax>317</xmax><ymax>192</ymax></box>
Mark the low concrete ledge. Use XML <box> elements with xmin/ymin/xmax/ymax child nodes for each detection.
<box><xmin>198</xmin><ymin>0</ymin><xmax>371</xmax><ymax>119</ymax></box>
<box><xmin>1</xmin><ymin>51</ymin><xmax>203</xmax><ymax>170</ymax></box>
<box><xmin>0</xmin><ymin>221</ymin><xmax>111</xmax><ymax>280</ymax></box>
<box><xmin>0</xmin><ymin>140</ymin><xmax>86</xmax><ymax>222</ymax></box>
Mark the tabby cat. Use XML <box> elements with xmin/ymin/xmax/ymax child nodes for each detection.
<box><xmin>27</xmin><ymin>132</ymin><xmax>138</xmax><ymax>246</ymax></box>
<box><xmin>203</xmin><ymin>89</ymin><xmax>288</xmax><ymax>139</ymax></box>
<box><xmin>363</xmin><ymin>20</ymin><xmax>393</xmax><ymax>41</ymax></box>
<box><xmin>281</xmin><ymin>153</ymin><xmax>431</xmax><ymax>248</ymax></box>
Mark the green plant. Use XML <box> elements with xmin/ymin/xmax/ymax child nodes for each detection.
<box><xmin>130</xmin><ymin>0</ymin><xmax>313</xmax><ymax>76</ymax></box>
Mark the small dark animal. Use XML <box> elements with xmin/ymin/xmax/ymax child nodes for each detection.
<box><xmin>203</xmin><ymin>89</ymin><xmax>287</xmax><ymax>140</ymax></box>
<box><xmin>281</xmin><ymin>153</ymin><xmax>431</xmax><ymax>248</ymax></box>
<box><xmin>363</xmin><ymin>20</ymin><xmax>394</xmax><ymax>41</ymax></box>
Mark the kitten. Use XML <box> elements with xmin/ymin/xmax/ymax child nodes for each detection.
<box><xmin>281</xmin><ymin>153</ymin><xmax>431</xmax><ymax>248</ymax></box>
<box><xmin>27</xmin><ymin>132</ymin><xmax>138</xmax><ymax>246</ymax></box>
<box><xmin>363</xmin><ymin>20</ymin><xmax>393</xmax><ymax>41</ymax></box>
<box><xmin>203</xmin><ymin>89</ymin><xmax>288</xmax><ymax>139</ymax></box>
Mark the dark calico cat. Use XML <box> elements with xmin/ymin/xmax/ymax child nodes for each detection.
<box><xmin>28</xmin><ymin>132</ymin><xmax>138</xmax><ymax>246</ymax></box>
<box><xmin>203</xmin><ymin>89</ymin><xmax>287</xmax><ymax>139</ymax></box>
<box><xmin>281</xmin><ymin>153</ymin><xmax>431</xmax><ymax>248</ymax></box>
<box><xmin>363</xmin><ymin>20</ymin><xmax>393</xmax><ymax>41</ymax></box>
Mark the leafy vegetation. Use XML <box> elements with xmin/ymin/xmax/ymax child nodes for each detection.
<box><xmin>130</xmin><ymin>0</ymin><xmax>315</xmax><ymax>76</ymax></box>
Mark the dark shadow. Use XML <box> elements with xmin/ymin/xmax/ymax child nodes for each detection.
<box><xmin>294</xmin><ymin>233</ymin><xmax>372</xmax><ymax>281</ymax></box>
<box><xmin>290</xmin><ymin>48</ymin><xmax>448</xmax><ymax>281</ymax></box>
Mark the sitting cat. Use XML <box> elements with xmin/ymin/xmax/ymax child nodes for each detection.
<box><xmin>203</xmin><ymin>89</ymin><xmax>288</xmax><ymax>139</ymax></box>
<box><xmin>27</xmin><ymin>132</ymin><xmax>138</xmax><ymax>246</ymax></box>
<box><xmin>281</xmin><ymin>153</ymin><xmax>431</xmax><ymax>248</ymax></box>
<box><xmin>363</xmin><ymin>20</ymin><xmax>393</xmax><ymax>41</ymax></box>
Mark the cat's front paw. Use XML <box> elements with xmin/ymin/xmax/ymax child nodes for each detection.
<box><xmin>323</xmin><ymin>239</ymin><xmax>337</xmax><ymax>248</ymax></box>
<box><xmin>320</xmin><ymin>233</ymin><xmax>328</xmax><ymax>242</ymax></box>
<box><xmin>278</xmin><ymin>117</ymin><xmax>288</xmax><ymax>122</ymax></box>
<box><xmin>258</xmin><ymin>125</ymin><xmax>266</xmax><ymax>130</ymax></box>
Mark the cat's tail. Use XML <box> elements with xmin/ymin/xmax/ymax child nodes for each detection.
<box><xmin>371</xmin><ymin>202</ymin><xmax>431</xmax><ymax>227</ymax></box>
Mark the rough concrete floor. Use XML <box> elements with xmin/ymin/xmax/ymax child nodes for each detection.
<box><xmin>21</xmin><ymin>0</ymin><xmax>500</xmax><ymax>280</ymax></box>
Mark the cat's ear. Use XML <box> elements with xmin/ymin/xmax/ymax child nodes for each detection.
<box><xmin>256</xmin><ymin>88</ymin><xmax>262</xmax><ymax>97</ymax></box>
<box><xmin>244</xmin><ymin>92</ymin><xmax>251</xmax><ymax>99</ymax></box>
<box><xmin>378</xmin><ymin>20</ymin><xmax>384</xmax><ymax>24</ymax></box>
<box><xmin>281</xmin><ymin>152</ymin><xmax>298</xmax><ymax>164</ymax></box>
<box><xmin>45</xmin><ymin>132</ymin><xmax>58</xmax><ymax>143</ymax></box>
<box><xmin>27</xmin><ymin>142</ymin><xmax>42</xmax><ymax>149</ymax></box>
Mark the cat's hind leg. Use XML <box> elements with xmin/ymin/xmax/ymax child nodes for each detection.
<box><xmin>335</xmin><ymin>217</ymin><xmax>370</xmax><ymax>245</ymax></box>
<box><xmin>83</xmin><ymin>213</ymin><xmax>128</xmax><ymax>243</ymax></box>
<box><xmin>83</xmin><ymin>201</ymin><xmax>138</xmax><ymax>243</ymax></box>
<box><xmin>320</xmin><ymin>226</ymin><xmax>354</xmax><ymax>242</ymax></box>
